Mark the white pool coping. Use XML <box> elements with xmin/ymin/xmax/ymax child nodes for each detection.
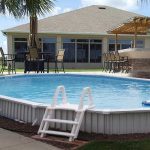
<box><xmin>0</xmin><ymin>72</ymin><xmax>150</xmax><ymax>114</ymax></box>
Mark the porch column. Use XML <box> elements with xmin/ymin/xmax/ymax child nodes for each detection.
<box><xmin>7</xmin><ymin>34</ymin><xmax>13</xmax><ymax>54</ymax></box>
<box><xmin>115</xmin><ymin>34</ymin><xmax>118</xmax><ymax>52</ymax></box>
<box><xmin>56</xmin><ymin>36</ymin><xmax>62</xmax><ymax>52</ymax></box>
<box><xmin>134</xmin><ymin>26</ymin><xmax>137</xmax><ymax>48</ymax></box>
<box><xmin>102</xmin><ymin>37</ymin><xmax>108</xmax><ymax>65</ymax></box>
<box><xmin>102</xmin><ymin>37</ymin><xmax>108</xmax><ymax>53</ymax></box>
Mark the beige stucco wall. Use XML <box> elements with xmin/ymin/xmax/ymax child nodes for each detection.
<box><xmin>145</xmin><ymin>37</ymin><xmax>150</xmax><ymax>48</ymax></box>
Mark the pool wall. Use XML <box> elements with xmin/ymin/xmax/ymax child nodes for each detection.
<box><xmin>1</xmin><ymin>96</ymin><xmax>150</xmax><ymax>134</ymax></box>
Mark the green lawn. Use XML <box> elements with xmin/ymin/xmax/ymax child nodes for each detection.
<box><xmin>78</xmin><ymin>140</ymin><xmax>150</xmax><ymax>150</ymax></box>
<box><xmin>15</xmin><ymin>68</ymin><xmax>102</xmax><ymax>73</ymax></box>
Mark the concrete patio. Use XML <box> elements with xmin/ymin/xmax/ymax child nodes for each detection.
<box><xmin>0</xmin><ymin>128</ymin><xmax>60</xmax><ymax>150</ymax></box>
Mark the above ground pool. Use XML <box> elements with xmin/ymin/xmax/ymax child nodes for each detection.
<box><xmin>0</xmin><ymin>74</ymin><xmax>150</xmax><ymax>109</ymax></box>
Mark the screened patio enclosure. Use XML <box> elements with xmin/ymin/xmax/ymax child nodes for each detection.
<box><xmin>14</xmin><ymin>38</ymin><xmax>103</xmax><ymax>63</ymax></box>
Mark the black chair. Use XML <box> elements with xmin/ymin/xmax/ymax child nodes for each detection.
<box><xmin>114</xmin><ymin>52</ymin><xmax>131</xmax><ymax>73</ymax></box>
<box><xmin>24</xmin><ymin>48</ymin><xmax>44</xmax><ymax>73</ymax></box>
<box><xmin>102</xmin><ymin>53</ymin><xmax>108</xmax><ymax>72</ymax></box>
<box><xmin>0</xmin><ymin>47</ymin><xmax>16</xmax><ymax>74</ymax></box>
<box><xmin>55</xmin><ymin>49</ymin><xmax>65</xmax><ymax>73</ymax></box>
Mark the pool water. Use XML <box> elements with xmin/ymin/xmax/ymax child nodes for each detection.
<box><xmin>0</xmin><ymin>74</ymin><xmax>150</xmax><ymax>109</ymax></box>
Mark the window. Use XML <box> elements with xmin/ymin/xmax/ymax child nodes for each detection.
<box><xmin>136</xmin><ymin>40</ymin><xmax>144</xmax><ymax>48</ymax></box>
<box><xmin>62</xmin><ymin>38</ymin><xmax>102</xmax><ymax>63</ymax></box>
<box><xmin>109</xmin><ymin>39</ymin><xmax>144</xmax><ymax>51</ymax></box>
<box><xmin>63</xmin><ymin>38</ymin><xmax>75</xmax><ymax>62</ymax></box>
<box><xmin>77</xmin><ymin>39</ymin><xmax>89</xmax><ymax>62</ymax></box>
<box><xmin>109</xmin><ymin>39</ymin><xmax>131</xmax><ymax>51</ymax></box>
<box><xmin>42</xmin><ymin>38</ymin><xmax>56</xmax><ymax>62</ymax></box>
<box><xmin>14</xmin><ymin>38</ymin><xmax>27</xmax><ymax>62</ymax></box>
<box><xmin>90</xmin><ymin>39</ymin><xmax>102</xmax><ymax>63</ymax></box>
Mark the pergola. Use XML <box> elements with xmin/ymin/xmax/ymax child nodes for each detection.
<box><xmin>107</xmin><ymin>16</ymin><xmax>150</xmax><ymax>51</ymax></box>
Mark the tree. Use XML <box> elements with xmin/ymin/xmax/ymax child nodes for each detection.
<box><xmin>138</xmin><ymin>0</ymin><xmax>150</xmax><ymax>5</ymax></box>
<box><xmin>0</xmin><ymin>0</ymin><xmax>21</xmax><ymax>17</ymax></box>
<box><xmin>19</xmin><ymin>0</ymin><xmax>55</xmax><ymax>48</ymax></box>
<box><xmin>0</xmin><ymin>0</ymin><xmax>55</xmax><ymax>49</ymax></box>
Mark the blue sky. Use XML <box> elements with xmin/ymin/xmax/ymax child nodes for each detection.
<box><xmin>0</xmin><ymin>0</ymin><xmax>150</xmax><ymax>53</ymax></box>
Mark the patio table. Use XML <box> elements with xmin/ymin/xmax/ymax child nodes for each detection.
<box><xmin>16</xmin><ymin>51</ymin><xmax>52</xmax><ymax>73</ymax></box>
<box><xmin>38</xmin><ymin>52</ymin><xmax>52</xmax><ymax>73</ymax></box>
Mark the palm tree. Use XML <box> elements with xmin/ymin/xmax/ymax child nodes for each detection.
<box><xmin>0</xmin><ymin>0</ymin><xmax>55</xmax><ymax>49</ymax></box>
<box><xmin>138</xmin><ymin>0</ymin><xmax>150</xmax><ymax>4</ymax></box>
<box><xmin>0</xmin><ymin>0</ymin><xmax>21</xmax><ymax>17</ymax></box>
<box><xmin>19</xmin><ymin>0</ymin><xmax>55</xmax><ymax>48</ymax></box>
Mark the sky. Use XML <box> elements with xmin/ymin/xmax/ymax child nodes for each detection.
<box><xmin>0</xmin><ymin>0</ymin><xmax>150</xmax><ymax>53</ymax></box>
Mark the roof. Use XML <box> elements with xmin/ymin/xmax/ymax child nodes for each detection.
<box><xmin>3</xmin><ymin>5</ymin><xmax>142</xmax><ymax>35</ymax></box>
<box><xmin>108</xmin><ymin>16</ymin><xmax>150</xmax><ymax>35</ymax></box>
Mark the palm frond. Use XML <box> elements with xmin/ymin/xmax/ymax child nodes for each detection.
<box><xmin>138</xmin><ymin>0</ymin><xmax>150</xmax><ymax>5</ymax></box>
<box><xmin>19</xmin><ymin>0</ymin><xmax>55</xmax><ymax>17</ymax></box>
<box><xmin>0</xmin><ymin>0</ymin><xmax>22</xmax><ymax>18</ymax></box>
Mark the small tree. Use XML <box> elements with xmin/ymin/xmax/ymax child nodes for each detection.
<box><xmin>138</xmin><ymin>0</ymin><xmax>150</xmax><ymax>5</ymax></box>
<box><xmin>0</xmin><ymin>0</ymin><xmax>21</xmax><ymax>17</ymax></box>
<box><xmin>19</xmin><ymin>0</ymin><xmax>55</xmax><ymax>48</ymax></box>
<box><xmin>0</xmin><ymin>0</ymin><xmax>55</xmax><ymax>49</ymax></box>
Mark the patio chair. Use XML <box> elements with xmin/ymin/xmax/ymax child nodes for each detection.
<box><xmin>106</xmin><ymin>52</ymin><xmax>113</xmax><ymax>72</ymax></box>
<box><xmin>109</xmin><ymin>52</ymin><xmax>117</xmax><ymax>73</ymax></box>
<box><xmin>55</xmin><ymin>49</ymin><xmax>65</xmax><ymax>73</ymax></box>
<box><xmin>114</xmin><ymin>52</ymin><xmax>131</xmax><ymax>73</ymax></box>
<box><xmin>0</xmin><ymin>47</ymin><xmax>16</xmax><ymax>74</ymax></box>
<box><xmin>102</xmin><ymin>53</ymin><xmax>108</xmax><ymax>72</ymax></box>
<box><xmin>24</xmin><ymin>47</ymin><xmax>44</xmax><ymax>73</ymax></box>
<box><xmin>115</xmin><ymin>52</ymin><xmax>129</xmax><ymax>72</ymax></box>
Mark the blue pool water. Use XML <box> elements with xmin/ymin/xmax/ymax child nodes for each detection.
<box><xmin>0</xmin><ymin>74</ymin><xmax>150</xmax><ymax>109</ymax></box>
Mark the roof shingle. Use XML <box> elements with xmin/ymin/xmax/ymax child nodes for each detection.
<box><xmin>3</xmin><ymin>5</ymin><xmax>142</xmax><ymax>35</ymax></box>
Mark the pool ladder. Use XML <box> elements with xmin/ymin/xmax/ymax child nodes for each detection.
<box><xmin>38</xmin><ymin>85</ymin><xmax>94</xmax><ymax>141</ymax></box>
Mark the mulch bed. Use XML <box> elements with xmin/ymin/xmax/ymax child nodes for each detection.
<box><xmin>1</xmin><ymin>115</ymin><xmax>150</xmax><ymax>149</ymax></box>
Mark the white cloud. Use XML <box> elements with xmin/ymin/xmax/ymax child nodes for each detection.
<box><xmin>39</xmin><ymin>7</ymin><xmax>72</xmax><ymax>19</ymax></box>
<box><xmin>81</xmin><ymin>0</ymin><xmax>139</xmax><ymax>11</ymax></box>
<box><xmin>50</xmin><ymin>7</ymin><xmax>72</xmax><ymax>16</ymax></box>
<box><xmin>50</xmin><ymin>7</ymin><xmax>62</xmax><ymax>16</ymax></box>
<box><xmin>63</xmin><ymin>8</ymin><xmax>72</xmax><ymax>13</ymax></box>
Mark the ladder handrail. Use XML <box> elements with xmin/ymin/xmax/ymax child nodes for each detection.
<box><xmin>52</xmin><ymin>86</ymin><xmax>67</xmax><ymax>107</ymax></box>
<box><xmin>39</xmin><ymin>86</ymin><xmax>95</xmax><ymax>141</ymax></box>
<box><xmin>78</xmin><ymin>87</ymin><xmax>94</xmax><ymax>110</ymax></box>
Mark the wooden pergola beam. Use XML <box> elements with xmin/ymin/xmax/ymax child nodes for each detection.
<box><xmin>108</xmin><ymin>16</ymin><xmax>150</xmax><ymax>35</ymax></box>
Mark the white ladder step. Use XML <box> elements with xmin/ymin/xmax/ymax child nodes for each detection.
<box><xmin>43</xmin><ymin>119</ymin><xmax>78</xmax><ymax>125</ymax></box>
<box><xmin>43</xmin><ymin>119</ymin><xmax>78</xmax><ymax>124</ymax></box>
<box><xmin>39</xmin><ymin>130</ymin><xmax>75</xmax><ymax>137</ymax></box>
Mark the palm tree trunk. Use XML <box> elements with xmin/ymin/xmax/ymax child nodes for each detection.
<box><xmin>29</xmin><ymin>16</ymin><xmax>39</xmax><ymax>49</ymax></box>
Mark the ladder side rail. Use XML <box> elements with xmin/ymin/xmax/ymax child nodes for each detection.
<box><xmin>38</xmin><ymin>108</ymin><xmax>49</xmax><ymax>134</ymax></box>
<box><xmin>70</xmin><ymin>87</ymin><xmax>94</xmax><ymax>141</ymax></box>
<box><xmin>74</xmin><ymin>111</ymin><xmax>85</xmax><ymax>139</ymax></box>
<box><xmin>78</xmin><ymin>87</ymin><xmax>94</xmax><ymax>110</ymax></box>
<box><xmin>40</xmin><ymin>109</ymin><xmax>55</xmax><ymax>137</ymax></box>
<box><xmin>69</xmin><ymin>110</ymin><xmax>85</xmax><ymax>141</ymax></box>
<box><xmin>69</xmin><ymin>111</ymin><xmax>81</xmax><ymax>141</ymax></box>
<box><xmin>52</xmin><ymin>85</ymin><xmax>68</xmax><ymax>107</ymax></box>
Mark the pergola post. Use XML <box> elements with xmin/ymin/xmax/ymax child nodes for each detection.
<box><xmin>133</xmin><ymin>25</ymin><xmax>137</xmax><ymax>48</ymax></box>
<box><xmin>115</xmin><ymin>34</ymin><xmax>118</xmax><ymax>52</ymax></box>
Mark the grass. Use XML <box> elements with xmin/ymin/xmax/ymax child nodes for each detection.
<box><xmin>78</xmin><ymin>140</ymin><xmax>150</xmax><ymax>150</ymax></box>
<box><xmin>15</xmin><ymin>68</ymin><xmax>102</xmax><ymax>73</ymax></box>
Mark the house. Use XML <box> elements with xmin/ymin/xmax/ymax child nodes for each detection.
<box><xmin>3</xmin><ymin>5</ymin><xmax>150</xmax><ymax>69</ymax></box>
